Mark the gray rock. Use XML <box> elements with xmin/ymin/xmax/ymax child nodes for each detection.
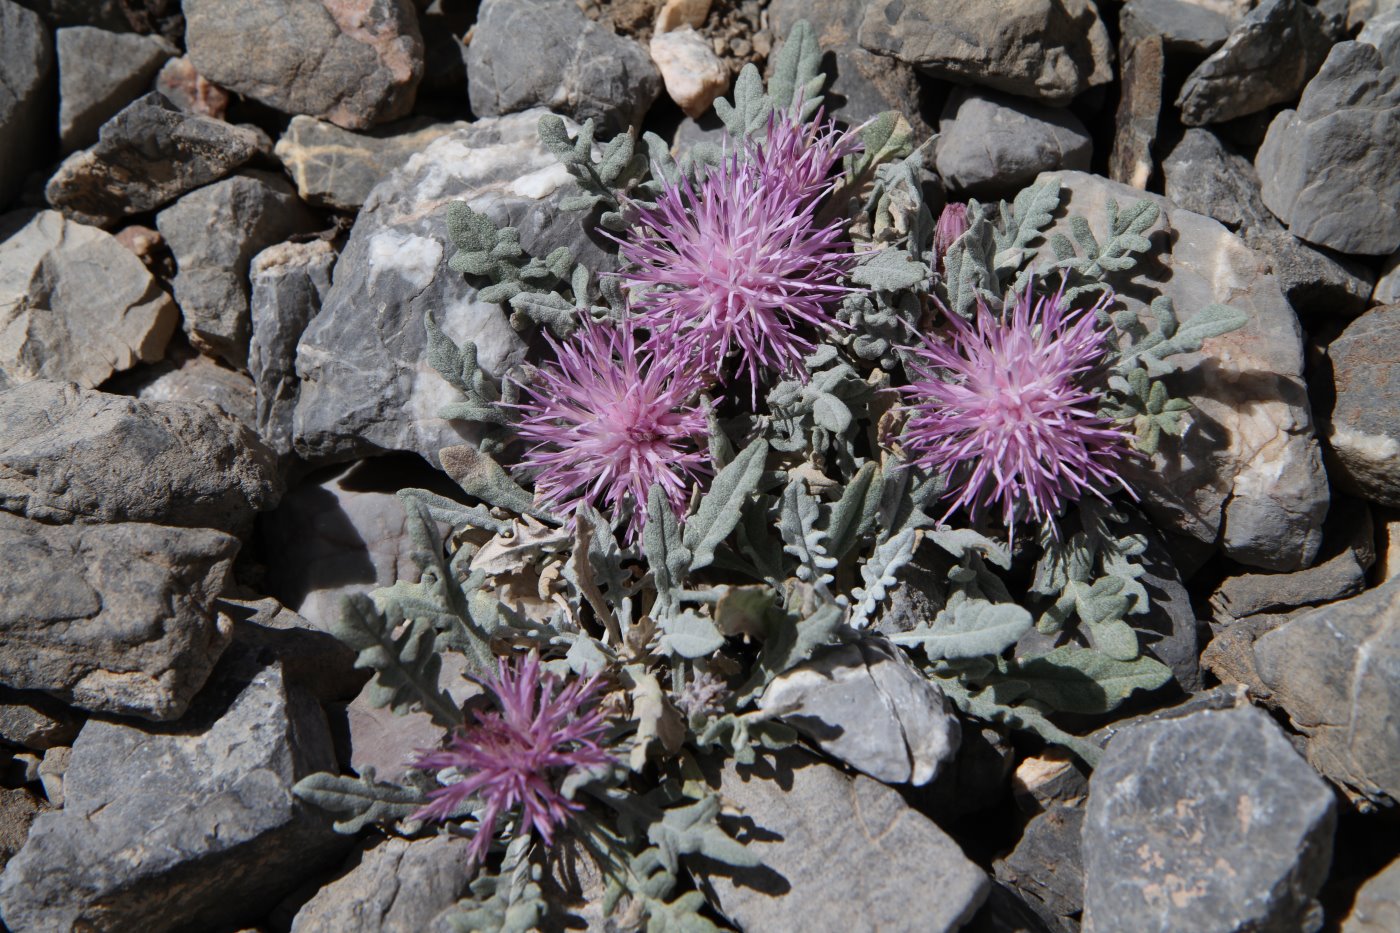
<box><xmin>1082</xmin><ymin>704</ymin><xmax>1336</xmax><ymax>933</ymax></box>
<box><xmin>184</xmin><ymin>0</ymin><xmax>423</xmax><ymax>130</ymax></box>
<box><xmin>249</xmin><ymin>239</ymin><xmax>337</xmax><ymax>457</ymax></box>
<box><xmin>290</xmin><ymin>835</ymin><xmax>476</xmax><ymax>933</ymax></box>
<box><xmin>1344</xmin><ymin>857</ymin><xmax>1400</xmax><ymax>932</ymax></box>
<box><xmin>467</xmin><ymin>0</ymin><xmax>660</xmax><ymax>133</ymax></box>
<box><xmin>293</xmin><ymin>110</ymin><xmax>611</xmax><ymax>466</ymax></box>
<box><xmin>1377</xmin><ymin>251</ymin><xmax>1400</xmax><ymax>305</ymax></box>
<box><xmin>936</xmin><ymin>87</ymin><xmax>1091</xmax><ymax>195</ymax></box>
<box><xmin>0</xmin><ymin>787</ymin><xmax>45</xmax><ymax>873</ymax></box>
<box><xmin>0</xmin><ymin>210</ymin><xmax>178</xmax><ymax>388</ymax></box>
<box><xmin>856</xmin><ymin>0</ymin><xmax>1113</xmax><ymax>106</ymax></box>
<box><xmin>1359</xmin><ymin>6</ymin><xmax>1400</xmax><ymax>63</ymax></box>
<box><xmin>1176</xmin><ymin>0</ymin><xmax>1331</xmax><ymax>126</ymax></box>
<box><xmin>1163</xmin><ymin>129</ymin><xmax>1374</xmax><ymax>319</ymax></box>
<box><xmin>0</xmin><ymin>510</ymin><xmax>237</xmax><ymax>719</ymax></box>
<box><xmin>45</xmin><ymin>92</ymin><xmax>269</xmax><ymax>228</ymax></box>
<box><xmin>57</xmin><ymin>26</ymin><xmax>176</xmax><ymax>152</ymax></box>
<box><xmin>0</xmin><ymin>653</ymin><xmax>347</xmax><ymax>931</ymax></box>
<box><xmin>36</xmin><ymin>745</ymin><xmax>69</xmax><ymax>806</ymax></box>
<box><xmin>275</xmin><ymin>115</ymin><xmax>466</xmax><ymax>212</ymax></box>
<box><xmin>1126</xmin><ymin>510</ymin><xmax>1203</xmax><ymax>693</ymax></box>
<box><xmin>0</xmin><ymin>381</ymin><xmax>281</xmax><ymax>534</ymax></box>
<box><xmin>221</xmin><ymin>594</ymin><xmax>365</xmax><ymax>704</ymax></box>
<box><xmin>1254</xmin><ymin>574</ymin><xmax>1400</xmax><ymax>807</ymax></box>
<box><xmin>154</xmin><ymin>54</ymin><xmax>231</xmax><ymax>119</ymax></box>
<box><xmin>759</xmin><ymin>638</ymin><xmax>960</xmax><ymax>785</ymax></box>
<box><xmin>1035</xmin><ymin>171</ymin><xmax>1330</xmax><ymax>571</ymax></box>
<box><xmin>768</xmin><ymin>0</ymin><xmax>930</xmax><ymax>133</ymax></box>
<box><xmin>131</xmin><ymin>349</ymin><xmax>259</xmax><ymax>434</ymax></box>
<box><xmin>701</xmin><ymin>749</ymin><xmax>989</xmax><ymax>931</ymax></box>
<box><xmin>0</xmin><ymin>687</ymin><xmax>82</xmax><ymax>751</ymax></box>
<box><xmin>1352</xmin><ymin>0</ymin><xmax>1400</xmax><ymax>30</ymax></box>
<box><xmin>1109</xmin><ymin>33</ymin><xmax>1163</xmax><ymax>190</ymax></box>
<box><xmin>0</xmin><ymin>2</ymin><xmax>53</xmax><ymax>211</ymax></box>
<box><xmin>1327</xmin><ymin>305</ymin><xmax>1400</xmax><ymax>506</ymax></box>
<box><xmin>994</xmin><ymin>803</ymin><xmax>1084</xmax><ymax>929</ymax></box>
<box><xmin>12</xmin><ymin>0</ymin><xmax>129</xmax><ymax>30</ymax></box>
<box><xmin>1120</xmin><ymin>0</ymin><xmax>1244</xmax><ymax>55</ymax></box>
<box><xmin>156</xmin><ymin>171</ymin><xmax>320</xmax><ymax>366</ymax></box>
<box><xmin>1200</xmin><ymin>611</ymin><xmax>1299</xmax><ymax>689</ymax></box>
<box><xmin>1256</xmin><ymin>42</ymin><xmax>1400</xmax><ymax>256</ymax></box>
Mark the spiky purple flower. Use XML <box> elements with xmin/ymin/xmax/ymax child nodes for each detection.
<box><xmin>412</xmin><ymin>652</ymin><xmax>613</xmax><ymax>867</ymax></box>
<box><xmin>933</xmin><ymin>202</ymin><xmax>969</xmax><ymax>275</ymax></box>
<box><xmin>512</xmin><ymin>316</ymin><xmax>708</xmax><ymax>542</ymax></box>
<box><xmin>900</xmin><ymin>283</ymin><xmax>1134</xmax><ymax>534</ymax></box>
<box><xmin>618</xmin><ymin>109</ymin><xmax>858</xmax><ymax>395</ymax></box>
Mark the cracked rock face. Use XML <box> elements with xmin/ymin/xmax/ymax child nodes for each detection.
<box><xmin>290</xmin><ymin>835</ymin><xmax>476</xmax><ymax>932</ymax></box>
<box><xmin>1326</xmin><ymin>304</ymin><xmax>1400</xmax><ymax>507</ymax></box>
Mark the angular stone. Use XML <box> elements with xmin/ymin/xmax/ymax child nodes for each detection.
<box><xmin>1359</xmin><ymin>6</ymin><xmax>1400</xmax><ymax>63</ymax></box>
<box><xmin>1176</xmin><ymin>0</ymin><xmax>1330</xmax><ymax>126</ymax></box>
<box><xmin>0</xmin><ymin>381</ymin><xmax>281</xmax><ymax>534</ymax></box>
<box><xmin>156</xmin><ymin>171</ymin><xmax>320</xmax><ymax>366</ymax></box>
<box><xmin>857</xmin><ymin>0</ymin><xmax>1113</xmax><ymax>106</ymax></box>
<box><xmin>1378</xmin><ymin>251</ymin><xmax>1400</xmax><ymax>306</ymax></box>
<box><xmin>1120</xmin><ymin>0</ymin><xmax>1245</xmax><ymax>55</ymax></box>
<box><xmin>0</xmin><ymin>654</ymin><xmax>347</xmax><ymax>930</ymax></box>
<box><xmin>221</xmin><ymin>594</ymin><xmax>365</xmax><ymax>704</ymax></box>
<box><xmin>1212</xmin><ymin>549</ymin><xmax>1368</xmax><ymax>619</ymax></box>
<box><xmin>1256</xmin><ymin>42</ymin><xmax>1400</xmax><ymax>256</ymax></box>
<box><xmin>994</xmin><ymin>803</ymin><xmax>1084</xmax><ymax>928</ymax></box>
<box><xmin>290</xmin><ymin>835</ymin><xmax>475</xmax><ymax>933</ymax></box>
<box><xmin>293</xmin><ymin>110</ymin><xmax>611</xmax><ymax>465</ymax></box>
<box><xmin>936</xmin><ymin>87</ymin><xmax>1091</xmax><ymax>195</ymax></box>
<box><xmin>0</xmin><ymin>510</ymin><xmax>237</xmax><ymax>719</ymax></box>
<box><xmin>250</xmin><ymin>239</ymin><xmax>337</xmax><ymax>458</ymax></box>
<box><xmin>702</xmin><ymin>749</ymin><xmax>989</xmax><ymax>931</ymax></box>
<box><xmin>1345</xmin><ymin>858</ymin><xmax>1400</xmax><ymax>932</ymax></box>
<box><xmin>1352</xmin><ymin>0</ymin><xmax>1400</xmax><ymax>30</ymax></box>
<box><xmin>468</xmin><ymin>0</ymin><xmax>660</xmax><ymax>134</ymax></box>
<box><xmin>1163</xmin><ymin>129</ymin><xmax>1374</xmax><ymax>319</ymax></box>
<box><xmin>57</xmin><ymin>26</ymin><xmax>176</xmax><ymax>152</ymax></box>
<box><xmin>0</xmin><ymin>786</ymin><xmax>45</xmax><ymax>873</ymax></box>
<box><xmin>0</xmin><ymin>210</ymin><xmax>178</xmax><ymax>388</ymax></box>
<box><xmin>1125</xmin><ymin>509</ymin><xmax>1203</xmax><ymax>693</ymax></box>
<box><xmin>0</xmin><ymin>686</ymin><xmax>82</xmax><ymax>751</ymax></box>
<box><xmin>0</xmin><ymin>1</ymin><xmax>53</xmax><ymax>210</ymax></box>
<box><xmin>1254</xmin><ymin>575</ymin><xmax>1400</xmax><ymax>807</ymax></box>
<box><xmin>1109</xmin><ymin>33</ymin><xmax>1163</xmax><ymax>190</ymax></box>
<box><xmin>129</xmin><ymin>348</ymin><xmax>259</xmax><ymax>434</ymax></box>
<box><xmin>37</xmin><ymin>745</ymin><xmax>69</xmax><ymax>806</ymax></box>
<box><xmin>768</xmin><ymin>0</ymin><xmax>930</xmax><ymax>131</ymax></box>
<box><xmin>1035</xmin><ymin>171</ymin><xmax>1329</xmax><ymax>570</ymax></box>
<box><xmin>650</xmin><ymin>27</ymin><xmax>728</xmax><ymax>120</ymax></box>
<box><xmin>45</xmin><ymin>92</ymin><xmax>268</xmax><ymax>228</ymax></box>
<box><xmin>184</xmin><ymin>0</ymin><xmax>423</xmax><ymax>130</ymax></box>
<box><xmin>155</xmin><ymin>55</ymin><xmax>231</xmax><ymax>119</ymax></box>
<box><xmin>275</xmin><ymin>115</ymin><xmax>465</xmax><ymax>212</ymax></box>
<box><xmin>1082</xmin><ymin>705</ymin><xmax>1336</xmax><ymax>933</ymax></box>
<box><xmin>760</xmin><ymin>638</ymin><xmax>960</xmax><ymax>785</ymax></box>
<box><xmin>12</xmin><ymin>0</ymin><xmax>130</xmax><ymax>30</ymax></box>
<box><xmin>1326</xmin><ymin>305</ymin><xmax>1400</xmax><ymax>506</ymax></box>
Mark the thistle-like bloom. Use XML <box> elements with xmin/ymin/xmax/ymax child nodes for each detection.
<box><xmin>618</xmin><ymin>109</ymin><xmax>858</xmax><ymax>394</ymax></box>
<box><xmin>512</xmin><ymin>316</ymin><xmax>708</xmax><ymax>542</ymax></box>
<box><xmin>900</xmin><ymin>283</ymin><xmax>1134</xmax><ymax>533</ymax></box>
<box><xmin>413</xmin><ymin>653</ymin><xmax>613</xmax><ymax>867</ymax></box>
<box><xmin>933</xmin><ymin>202</ymin><xmax>969</xmax><ymax>275</ymax></box>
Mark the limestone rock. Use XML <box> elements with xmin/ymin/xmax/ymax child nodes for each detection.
<box><xmin>1256</xmin><ymin>41</ymin><xmax>1400</xmax><ymax>256</ymax></box>
<box><xmin>0</xmin><ymin>1</ymin><xmax>52</xmax><ymax>211</ymax></box>
<box><xmin>0</xmin><ymin>510</ymin><xmax>237</xmax><ymax>719</ymax></box>
<box><xmin>156</xmin><ymin>171</ymin><xmax>320</xmax><ymax>366</ymax></box>
<box><xmin>1254</xmin><ymin>575</ymin><xmax>1400</xmax><ymax>807</ymax></box>
<box><xmin>0</xmin><ymin>654</ymin><xmax>347</xmax><ymax>930</ymax></box>
<box><xmin>275</xmin><ymin>115</ymin><xmax>465</xmax><ymax>212</ymax></box>
<box><xmin>0</xmin><ymin>787</ymin><xmax>45</xmax><ymax>874</ymax></box>
<box><xmin>467</xmin><ymin>0</ymin><xmax>661</xmax><ymax>133</ymax></box>
<box><xmin>0</xmin><ymin>210</ymin><xmax>178</xmax><ymax>388</ymax></box>
<box><xmin>45</xmin><ymin>92</ymin><xmax>268</xmax><ymax>228</ymax></box>
<box><xmin>12</xmin><ymin>0</ymin><xmax>130</xmax><ymax>30</ymax></box>
<box><xmin>291</xmin><ymin>836</ymin><xmax>477</xmax><ymax>933</ymax></box>
<box><xmin>1109</xmin><ymin>33</ymin><xmax>1163</xmax><ymax>190</ymax></box>
<box><xmin>936</xmin><ymin>87</ymin><xmax>1091</xmax><ymax>195</ymax></box>
<box><xmin>183</xmin><ymin>0</ymin><xmax>424</xmax><ymax>130</ymax></box>
<box><xmin>0</xmin><ymin>381</ymin><xmax>281</xmax><ymax>534</ymax></box>
<box><xmin>650</xmin><ymin>27</ymin><xmax>728</xmax><ymax>120</ymax></box>
<box><xmin>1035</xmin><ymin>171</ymin><xmax>1329</xmax><ymax>571</ymax></box>
<box><xmin>154</xmin><ymin>55</ymin><xmax>231</xmax><ymax>119</ymax></box>
<box><xmin>0</xmin><ymin>687</ymin><xmax>82</xmax><ymax>751</ymax></box>
<box><xmin>857</xmin><ymin>0</ymin><xmax>1113</xmax><ymax>106</ymax></box>
<box><xmin>1176</xmin><ymin>0</ymin><xmax>1330</xmax><ymax>126</ymax></box>
<box><xmin>249</xmin><ymin>239</ymin><xmax>337</xmax><ymax>458</ymax></box>
<box><xmin>130</xmin><ymin>349</ymin><xmax>259</xmax><ymax>435</ymax></box>
<box><xmin>1120</xmin><ymin>0</ymin><xmax>1246</xmax><ymax>55</ymax></box>
<box><xmin>760</xmin><ymin>638</ymin><xmax>960</xmax><ymax>785</ymax></box>
<box><xmin>1352</xmin><ymin>0</ymin><xmax>1400</xmax><ymax>30</ymax></box>
<box><xmin>1082</xmin><ymin>705</ymin><xmax>1336</xmax><ymax>932</ymax></box>
<box><xmin>221</xmin><ymin>595</ymin><xmax>365</xmax><ymax>704</ymax></box>
<box><xmin>1326</xmin><ymin>304</ymin><xmax>1400</xmax><ymax>506</ymax></box>
<box><xmin>994</xmin><ymin>803</ymin><xmax>1085</xmax><ymax>929</ymax></box>
<box><xmin>293</xmin><ymin>110</ymin><xmax>611</xmax><ymax>466</ymax></box>
<box><xmin>701</xmin><ymin>749</ymin><xmax>989</xmax><ymax>931</ymax></box>
<box><xmin>1377</xmin><ymin>251</ymin><xmax>1400</xmax><ymax>306</ymax></box>
<box><xmin>57</xmin><ymin>26</ymin><xmax>176</xmax><ymax>152</ymax></box>
<box><xmin>1344</xmin><ymin>858</ymin><xmax>1400</xmax><ymax>932</ymax></box>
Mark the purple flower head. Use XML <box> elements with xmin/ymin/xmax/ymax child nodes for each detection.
<box><xmin>617</xmin><ymin>109</ymin><xmax>858</xmax><ymax>398</ymax></box>
<box><xmin>933</xmin><ymin>203</ymin><xmax>969</xmax><ymax>275</ymax></box>
<box><xmin>512</xmin><ymin>316</ymin><xmax>709</xmax><ymax>543</ymax></box>
<box><xmin>412</xmin><ymin>652</ymin><xmax>613</xmax><ymax>867</ymax></box>
<box><xmin>899</xmin><ymin>281</ymin><xmax>1135</xmax><ymax>535</ymax></box>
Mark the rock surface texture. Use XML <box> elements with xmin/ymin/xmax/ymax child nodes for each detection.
<box><xmin>56</xmin><ymin>26</ymin><xmax>176</xmax><ymax>152</ymax></box>
<box><xmin>1326</xmin><ymin>305</ymin><xmax>1400</xmax><ymax>506</ymax></box>
<box><xmin>183</xmin><ymin>0</ymin><xmax>424</xmax><ymax>130</ymax></box>
<box><xmin>0</xmin><ymin>1</ymin><xmax>52</xmax><ymax>210</ymax></box>
<box><xmin>936</xmin><ymin>87</ymin><xmax>1091</xmax><ymax>194</ymax></box>
<box><xmin>1082</xmin><ymin>705</ymin><xmax>1337</xmax><ymax>932</ymax></box>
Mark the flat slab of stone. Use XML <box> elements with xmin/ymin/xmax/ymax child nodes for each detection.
<box><xmin>936</xmin><ymin>87</ymin><xmax>1091</xmax><ymax>195</ymax></box>
<box><xmin>1326</xmin><ymin>304</ymin><xmax>1400</xmax><ymax>507</ymax></box>
<box><xmin>1082</xmin><ymin>704</ymin><xmax>1336</xmax><ymax>932</ymax></box>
